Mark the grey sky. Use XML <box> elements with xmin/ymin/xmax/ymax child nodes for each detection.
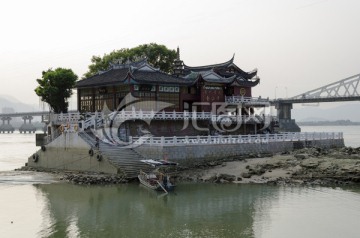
<box><xmin>1</xmin><ymin>0</ymin><xmax>359</xmax><ymax>110</ymax></box>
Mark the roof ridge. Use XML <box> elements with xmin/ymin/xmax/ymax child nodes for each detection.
<box><xmin>183</xmin><ymin>55</ymin><xmax>234</xmax><ymax>70</ymax></box>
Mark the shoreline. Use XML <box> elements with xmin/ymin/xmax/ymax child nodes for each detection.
<box><xmin>174</xmin><ymin>146</ymin><xmax>360</xmax><ymax>186</ymax></box>
<box><xmin>17</xmin><ymin>146</ymin><xmax>360</xmax><ymax>186</ymax></box>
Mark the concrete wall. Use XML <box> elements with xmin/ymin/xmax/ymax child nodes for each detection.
<box><xmin>27</xmin><ymin>133</ymin><xmax>118</xmax><ymax>174</ymax></box>
<box><xmin>27</xmin><ymin>131</ymin><xmax>344</xmax><ymax>173</ymax></box>
<box><xmin>135</xmin><ymin>138</ymin><xmax>344</xmax><ymax>165</ymax></box>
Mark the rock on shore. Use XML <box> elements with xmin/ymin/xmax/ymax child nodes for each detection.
<box><xmin>17</xmin><ymin>166</ymin><xmax>128</xmax><ymax>185</ymax></box>
<box><xmin>174</xmin><ymin>147</ymin><xmax>360</xmax><ymax>186</ymax></box>
<box><xmin>60</xmin><ymin>173</ymin><xmax>128</xmax><ymax>185</ymax></box>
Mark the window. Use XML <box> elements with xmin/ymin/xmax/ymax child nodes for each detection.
<box><xmin>95</xmin><ymin>94</ymin><xmax>113</xmax><ymax>111</ymax></box>
<box><xmin>159</xmin><ymin>86</ymin><xmax>179</xmax><ymax>93</ymax></box>
<box><xmin>80</xmin><ymin>95</ymin><xmax>93</xmax><ymax>112</ymax></box>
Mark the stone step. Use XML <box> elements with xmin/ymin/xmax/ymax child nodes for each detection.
<box><xmin>79</xmin><ymin>131</ymin><xmax>150</xmax><ymax>178</ymax></box>
<box><xmin>99</xmin><ymin>142</ymin><xmax>148</xmax><ymax>178</ymax></box>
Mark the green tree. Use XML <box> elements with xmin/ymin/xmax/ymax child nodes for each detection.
<box><xmin>84</xmin><ymin>43</ymin><xmax>177</xmax><ymax>78</ymax></box>
<box><xmin>35</xmin><ymin>68</ymin><xmax>78</xmax><ymax>113</ymax></box>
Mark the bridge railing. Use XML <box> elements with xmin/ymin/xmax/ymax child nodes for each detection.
<box><xmin>129</xmin><ymin>132</ymin><xmax>343</xmax><ymax>146</ymax></box>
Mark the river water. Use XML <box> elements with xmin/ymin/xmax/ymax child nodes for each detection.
<box><xmin>0</xmin><ymin>127</ymin><xmax>360</xmax><ymax>238</ymax></box>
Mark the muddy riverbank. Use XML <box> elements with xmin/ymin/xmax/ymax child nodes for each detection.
<box><xmin>18</xmin><ymin>146</ymin><xmax>360</xmax><ymax>186</ymax></box>
<box><xmin>174</xmin><ymin>146</ymin><xmax>360</xmax><ymax>186</ymax></box>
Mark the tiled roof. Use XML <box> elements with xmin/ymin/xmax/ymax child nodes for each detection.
<box><xmin>230</xmin><ymin>77</ymin><xmax>260</xmax><ymax>87</ymax></box>
<box><xmin>76</xmin><ymin>65</ymin><xmax>193</xmax><ymax>88</ymax></box>
<box><xmin>184</xmin><ymin>70</ymin><xmax>236</xmax><ymax>84</ymax></box>
<box><xmin>183</xmin><ymin>55</ymin><xmax>235</xmax><ymax>72</ymax></box>
<box><xmin>76</xmin><ymin>68</ymin><xmax>129</xmax><ymax>88</ymax></box>
<box><xmin>76</xmin><ymin>56</ymin><xmax>259</xmax><ymax>88</ymax></box>
<box><xmin>183</xmin><ymin>55</ymin><xmax>258</xmax><ymax>81</ymax></box>
<box><xmin>130</xmin><ymin>70</ymin><xmax>193</xmax><ymax>85</ymax></box>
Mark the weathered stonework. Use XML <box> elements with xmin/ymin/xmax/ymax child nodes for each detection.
<box><xmin>134</xmin><ymin>138</ymin><xmax>344</xmax><ymax>165</ymax></box>
<box><xmin>27</xmin><ymin>132</ymin><xmax>344</xmax><ymax>175</ymax></box>
<box><xmin>27</xmin><ymin>133</ymin><xmax>118</xmax><ymax>174</ymax></box>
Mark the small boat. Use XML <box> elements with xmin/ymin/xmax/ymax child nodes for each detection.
<box><xmin>138</xmin><ymin>159</ymin><xmax>177</xmax><ymax>193</ymax></box>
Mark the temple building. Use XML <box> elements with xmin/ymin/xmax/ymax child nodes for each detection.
<box><xmin>75</xmin><ymin>49</ymin><xmax>270</xmax><ymax>136</ymax></box>
<box><xmin>26</xmin><ymin>50</ymin><xmax>343</xmax><ymax>177</ymax></box>
<box><xmin>77</xmin><ymin>50</ymin><xmax>259</xmax><ymax>111</ymax></box>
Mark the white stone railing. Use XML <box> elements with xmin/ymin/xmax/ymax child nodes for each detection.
<box><xmin>51</xmin><ymin>112</ymin><xmax>81</xmax><ymax>124</ymax></box>
<box><xmin>225</xmin><ymin>96</ymin><xmax>270</xmax><ymax>105</ymax></box>
<box><xmin>112</xmin><ymin>110</ymin><xmax>211</xmax><ymax>121</ymax></box>
<box><xmin>130</xmin><ymin>132</ymin><xmax>343</xmax><ymax>146</ymax></box>
<box><xmin>111</xmin><ymin>110</ymin><xmax>268</xmax><ymax>123</ymax></box>
<box><xmin>50</xmin><ymin>110</ymin><xmax>275</xmax><ymax>129</ymax></box>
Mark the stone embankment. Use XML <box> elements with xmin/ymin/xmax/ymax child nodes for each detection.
<box><xmin>174</xmin><ymin>147</ymin><xmax>360</xmax><ymax>186</ymax></box>
<box><xmin>18</xmin><ymin>166</ymin><xmax>128</xmax><ymax>185</ymax></box>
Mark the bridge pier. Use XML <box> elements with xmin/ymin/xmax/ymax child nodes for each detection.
<box><xmin>0</xmin><ymin>117</ymin><xmax>15</xmax><ymax>133</ymax></box>
<box><xmin>275</xmin><ymin>102</ymin><xmax>300</xmax><ymax>132</ymax></box>
<box><xmin>19</xmin><ymin>116</ymin><xmax>36</xmax><ymax>133</ymax></box>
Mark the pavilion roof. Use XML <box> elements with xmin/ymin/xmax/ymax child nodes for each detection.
<box><xmin>76</xmin><ymin>59</ymin><xmax>193</xmax><ymax>88</ymax></box>
<box><xmin>183</xmin><ymin>55</ymin><xmax>258</xmax><ymax>81</ymax></box>
<box><xmin>76</xmin><ymin>68</ymin><xmax>129</xmax><ymax>88</ymax></box>
<box><xmin>183</xmin><ymin>55</ymin><xmax>235</xmax><ymax>72</ymax></box>
<box><xmin>75</xmin><ymin>55</ymin><xmax>260</xmax><ymax>88</ymax></box>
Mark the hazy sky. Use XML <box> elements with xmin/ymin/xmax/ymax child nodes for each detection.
<box><xmin>1</xmin><ymin>0</ymin><xmax>359</xmax><ymax>110</ymax></box>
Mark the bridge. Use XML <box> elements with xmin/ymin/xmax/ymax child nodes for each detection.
<box><xmin>271</xmin><ymin>73</ymin><xmax>360</xmax><ymax>131</ymax></box>
<box><xmin>0</xmin><ymin>111</ymin><xmax>50</xmax><ymax>133</ymax></box>
<box><xmin>0</xmin><ymin>110</ymin><xmax>82</xmax><ymax>133</ymax></box>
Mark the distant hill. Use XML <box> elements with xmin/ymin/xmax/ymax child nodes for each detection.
<box><xmin>0</xmin><ymin>95</ymin><xmax>41</xmax><ymax>113</ymax></box>
<box><xmin>293</xmin><ymin>103</ymin><xmax>360</xmax><ymax>122</ymax></box>
<box><xmin>298</xmin><ymin>117</ymin><xmax>328</xmax><ymax>122</ymax></box>
<box><xmin>297</xmin><ymin>120</ymin><xmax>360</xmax><ymax>126</ymax></box>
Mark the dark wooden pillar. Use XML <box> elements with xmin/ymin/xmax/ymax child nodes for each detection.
<box><xmin>77</xmin><ymin>89</ymin><xmax>81</xmax><ymax>111</ymax></box>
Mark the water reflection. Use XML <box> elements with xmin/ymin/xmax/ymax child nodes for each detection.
<box><xmin>1</xmin><ymin>182</ymin><xmax>359</xmax><ymax>238</ymax></box>
<box><xmin>35</xmin><ymin>183</ymin><xmax>280</xmax><ymax>238</ymax></box>
<box><xmin>252</xmin><ymin>186</ymin><xmax>360</xmax><ymax>238</ymax></box>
